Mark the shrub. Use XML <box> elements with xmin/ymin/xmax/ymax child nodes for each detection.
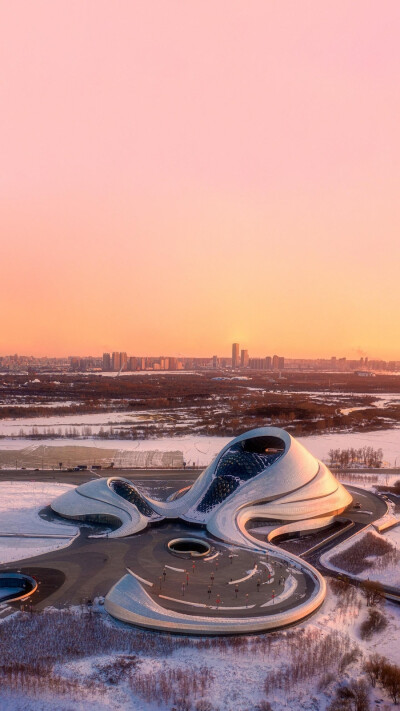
<box><xmin>317</xmin><ymin>672</ymin><xmax>336</xmax><ymax>691</ymax></box>
<box><xmin>195</xmin><ymin>702</ymin><xmax>218</xmax><ymax>711</ymax></box>
<box><xmin>364</xmin><ymin>654</ymin><xmax>386</xmax><ymax>687</ymax></box>
<box><xmin>327</xmin><ymin>679</ymin><xmax>370</xmax><ymax>711</ymax></box>
<box><xmin>339</xmin><ymin>648</ymin><xmax>361</xmax><ymax>673</ymax></box>
<box><xmin>264</xmin><ymin>629</ymin><xmax>361</xmax><ymax>694</ymax></box>
<box><xmin>330</xmin><ymin>532</ymin><xmax>398</xmax><ymax>575</ymax></box>
<box><xmin>364</xmin><ymin>655</ymin><xmax>400</xmax><ymax>704</ymax></box>
<box><xmin>380</xmin><ymin>662</ymin><xmax>400</xmax><ymax>704</ymax></box>
<box><xmin>360</xmin><ymin>608</ymin><xmax>388</xmax><ymax>640</ymax></box>
<box><xmin>360</xmin><ymin>580</ymin><xmax>385</xmax><ymax>607</ymax></box>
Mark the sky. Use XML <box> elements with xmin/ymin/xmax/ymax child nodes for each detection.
<box><xmin>1</xmin><ymin>1</ymin><xmax>400</xmax><ymax>359</ymax></box>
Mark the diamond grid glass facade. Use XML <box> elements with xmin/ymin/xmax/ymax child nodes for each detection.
<box><xmin>109</xmin><ymin>479</ymin><xmax>155</xmax><ymax>517</ymax></box>
<box><xmin>196</xmin><ymin>437</ymin><xmax>285</xmax><ymax>514</ymax></box>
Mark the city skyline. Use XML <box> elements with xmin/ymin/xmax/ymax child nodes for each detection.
<box><xmin>1</xmin><ymin>344</ymin><xmax>398</xmax><ymax>375</ymax></box>
<box><xmin>2</xmin><ymin>2</ymin><xmax>400</xmax><ymax>359</ymax></box>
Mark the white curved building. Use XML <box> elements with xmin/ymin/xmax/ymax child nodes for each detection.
<box><xmin>51</xmin><ymin>427</ymin><xmax>352</xmax><ymax>634</ymax></box>
<box><xmin>51</xmin><ymin>427</ymin><xmax>352</xmax><ymax>541</ymax></box>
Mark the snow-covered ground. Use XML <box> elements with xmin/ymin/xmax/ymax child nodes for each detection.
<box><xmin>0</xmin><ymin>481</ymin><xmax>78</xmax><ymax>564</ymax></box>
<box><xmin>299</xmin><ymin>428</ymin><xmax>400</xmax><ymax>466</ymax></box>
<box><xmin>0</xmin><ymin>410</ymin><xmax>163</xmax><ymax>435</ymax></box>
<box><xmin>321</xmin><ymin>524</ymin><xmax>400</xmax><ymax>588</ymax></box>
<box><xmin>339</xmin><ymin>472</ymin><xmax>400</xmax><ymax>488</ymax></box>
<box><xmin>0</xmin><ymin>435</ymin><xmax>231</xmax><ymax>467</ymax></box>
<box><xmin>0</xmin><ymin>400</ymin><xmax>80</xmax><ymax>409</ymax></box>
<box><xmin>384</xmin><ymin>523</ymin><xmax>400</xmax><ymax>550</ymax></box>
<box><xmin>2</xmin><ymin>427</ymin><xmax>400</xmax><ymax>467</ymax></box>
<box><xmin>1</xmin><ymin>583</ymin><xmax>399</xmax><ymax>710</ymax></box>
<box><xmin>0</xmin><ymin>476</ymin><xmax>399</xmax><ymax>708</ymax></box>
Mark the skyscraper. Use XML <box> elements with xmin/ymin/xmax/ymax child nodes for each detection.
<box><xmin>232</xmin><ymin>343</ymin><xmax>240</xmax><ymax>368</ymax></box>
<box><xmin>102</xmin><ymin>353</ymin><xmax>111</xmax><ymax>371</ymax></box>
<box><xmin>128</xmin><ymin>356</ymin><xmax>137</xmax><ymax>371</ymax></box>
<box><xmin>120</xmin><ymin>352</ymin><xmax>128</xmax><ymax>371</ymax></box>
<box><xmin>241</xmin><ymin>349</ymin><xmax>249</xmax><ymax>368</ymax></box>
<box><xmin>112</xmin><ymin>352</ymin><xmax>121</xmax><ymax>371</ymax></box>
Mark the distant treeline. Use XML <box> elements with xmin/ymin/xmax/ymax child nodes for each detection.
<box><xmin>328</xmin><ymin>446</ymin><xmax>383</xmax><ymax>468</ymax></box>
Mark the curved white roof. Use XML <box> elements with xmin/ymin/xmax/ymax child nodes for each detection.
<box><xmin>50</xmin><ymin>427</ymin><xmax>352</xmax><ymax>634</ymax></box>
<box><xmin>51</xmin><ymin>427</ymin><xmax>352</xmax><ymax>540</ymax></box>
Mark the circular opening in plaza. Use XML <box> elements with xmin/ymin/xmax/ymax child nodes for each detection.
<box><xmin>167</xmin><ymin>537</ymin><xmax>211</xmax><ymax>558</ymax></box>
<box><xmin>0</xmin><ymin>572</ymin><xmax>38</xmax><ymax>604</ymax></box>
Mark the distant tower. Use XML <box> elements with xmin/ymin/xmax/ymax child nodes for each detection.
<box><xmin>119</xmin><ymin>352</ymin><xmax>128</xmax><ymax>371</ymax></box>
<box><xmin>112</xmin><ymin>352</ymin><xmax>121</xmax><ymax>371</ymax></box>
<box><xmin>102</xmin><ymin>353</ymin><xmax>111</xmax><ymax>371</ymax></box>
<box><xmin>128</xmin><ymin>356</ymin><xmax>137</xmax><ymax>371</ymax></box>
<box><xmin>240</xmin><ymin>349</ymin><xmax>249</xmax><ymax>368</ymax></box>
<box><xmin>232</xmin><ymin>343</ymin><xmax>240</xmax><ymax>368</ymax></box>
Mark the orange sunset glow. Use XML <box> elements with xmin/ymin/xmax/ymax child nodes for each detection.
<box><xmin>1</xmin><ymin>1</ymin><xmax>400</xmax><ymax>359</ymax></box>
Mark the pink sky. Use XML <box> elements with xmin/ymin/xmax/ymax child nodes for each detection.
<box><xmin>1</xmin><ymin>1</ymin><xmax>400</xmax><ymax>358</ymax></box>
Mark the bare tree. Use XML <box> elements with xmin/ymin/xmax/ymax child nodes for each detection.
<box><xmin>360</xmin><ymin>580</ymin><xmax>385</xmax><ymax>607</ymax></box>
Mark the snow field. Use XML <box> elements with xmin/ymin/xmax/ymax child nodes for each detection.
<box><xmin>0</xmin><ymin>481</ymin><xmax>78</xmax><ymax>564</ymax></box>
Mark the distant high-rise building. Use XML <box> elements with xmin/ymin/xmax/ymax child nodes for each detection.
<box><xmin>249</xmin><ymin>357</ymin><xmax>271</xmax><ymax>370</ymax></box>
<box><xmin>69</xmin><ymin>357</ymin><xmax>80</xmax><ymax>371</ymax></box>
<box><xmin>272</xmin><ymin>355</ymin><xmax>284</xmax><ymax>370</ymax></box>
<box><xmin>212</xmin><ymin>355</ymin><xmax>219</xmax><ymax>369</ymax></box>
<box><xmin>241</xmin><ymin>349</ymin><xmax>249</xmax><ymax>368</ymax></box>
<box><xmin>249</xmin><ymin>358</ymin><xmax>262</xmax><ymax>370</ymax></box>
<box><xmin>112</xmin><ymin>352</ymin><xmax>121</xmax><ymax>371</ymax></box>
<box><xmin>119</xmin><ymin>352</ymin><xmax>128</xmax><ymax>371</ymax></box>
<box><xmin>128</xmin><ymin>356</ymin><xmax>137</xmax><ymax>371</ymax></box>
<box><xmin>232</xmin><ymin>343</ymin><xmax>240</xmax><ymax>368</ymax></box>
<box><xmin>102</xmin><ymin>353</ymin><xmax>111</xmax><ymax>371</ymax></box>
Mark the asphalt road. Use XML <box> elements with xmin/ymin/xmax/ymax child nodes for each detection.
<box><xmin>0</xmin><ymin>468</ymin><xmax>201</xmax><ymax>500</ymax></box>
<box><xmin>0</xmin><ymin>467</ymin><xmax>200</xmax><ymax>484</ymax></box>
